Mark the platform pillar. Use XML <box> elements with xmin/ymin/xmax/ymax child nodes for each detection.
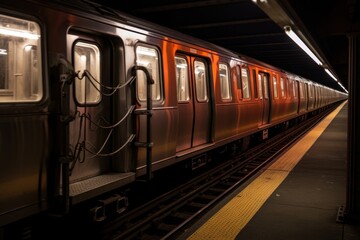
<box><xmin>347</xmin><ymin>34</ymin><xmax>360</xmax><ymax>222</ymax></box>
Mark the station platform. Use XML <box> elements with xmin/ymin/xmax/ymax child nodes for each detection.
<box><xmin>179</xmin><ymin>101</ymin><xmax>359</xmax><ymax>240</ymax></box>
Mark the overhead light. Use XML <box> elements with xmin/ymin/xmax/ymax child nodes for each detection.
<box><xmin>324</xmin><ymin>68</ymin><xmax>337</xmax><ymax>81</ymax></box>
<box><xmin>252</xmin><ymin>0</ymin><xmax>268</xmax><ymax>3</ymax></box>
<box><xmin>338</xmin><ymin>82</ymin><xmax>348</xmax><ymax>93</ymax></box>
<box><xmin>284</xmin><ymin>26</ymin><xmax>322</xmax><ymax>66</ymax></box>
<box><xmin>0</xmin><ymin>48</ymin><xmax>7</xmax><ymax>55</ymax></box>
<box><xmin>324</xmin><ymin>68</ymin><xmax>348</xmax><ymax>93</ymax></box>
<box><xmin>338</xmin><ymin>82</ymin><xmax>348</xmax><ymax>94</ymax></box>
<box><xmin>0</xmin><ymin>27</ymin><xmax>39</xmax><ymax>40</ymax></box>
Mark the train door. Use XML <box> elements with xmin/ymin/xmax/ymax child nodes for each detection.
<box><xmin>175</xmin><ymin>55</ymin><xmax>212</xmax><ymax>152</ymax></box>
<box><xmin>67</xmin><ymin>32</ymin><xmax>117</xmax><ymax>185</ymax></box>
<box><xmin>258</xmin><ymin>71</ymin><xmax>270</xmax><ymax>125</ymax></box>
<box><xmin>175</xmin><ymin>55</ymin><xmax>193</xmax><ymax>151</ymax></box>
<box><xmin>191</xmin><ymin>58</ymin><xmax>212</xmax><ymax>146</ymax></box>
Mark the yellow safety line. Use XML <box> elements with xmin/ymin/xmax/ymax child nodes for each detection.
<box><xmin>188</xmin><ymin>102</ymin><xmax>347</xmax><ymax>240</ymax></box>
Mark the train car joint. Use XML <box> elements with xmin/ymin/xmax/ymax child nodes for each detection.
<box><xmin>90</xmin><ymin>194</ymin><xmax>129</xmax><ymax>222</ymax></box>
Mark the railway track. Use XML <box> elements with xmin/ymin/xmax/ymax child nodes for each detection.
<box><xmin>94</xmin><ymin>105</ymin><xmax>337</xmax><ymax>240</ymax></box>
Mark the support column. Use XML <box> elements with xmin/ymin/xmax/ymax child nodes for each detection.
<box><xmin>347</xmin><ymin>34</ymin><xmax>360</xmax><ymax>222</ymax></box>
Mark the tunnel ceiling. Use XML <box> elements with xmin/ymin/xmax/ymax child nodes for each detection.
<box><xmin>94</xmin><ymin>0</ymin><xmax>359</xmax><ymax>93</ymax></box>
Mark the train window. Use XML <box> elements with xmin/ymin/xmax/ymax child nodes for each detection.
<box><xmin>280</xmin><ymin>77</ymin><xmax>286</xmax><ymax>98</ymax></box>
<box><xmin>0</xmin><ymin>14</ymin><xmax>42</xmax><ymax>103</ymax></box>
<box><xmin>299</xmin><ymin>83</ymin><xmax>304</xmax><ymax>99</ymax></box>
<box><xmin>252</xmin><ymin>69</ymin><xmax>258</xmax><ymax>99</ymax></box>
<box><xmin>263</xmin><ymin>75</ymin><xmax>269</xmax><ymax>99</ymax></box>
<box><xmin>175</xmin><ymin>56</ymin><xmax>190</xmax><ymax>102</ymax></box>
<box><xmin>219</xmin><ymin>63</ymin><xmax>231</xmax><ymax>100</ymax></box>
<box><xmin>194</xmin><ymin>60</ymin><xmax>208</xmax><ymax>102</ymax></box>
<box><xmin>293</xmin><ymin>81</ymin><xmax>297</xmax><ymax>97</ymax></box>
<box><xmin>258</xmin><ymin>74</ymin><xmax>263</xmax><ymax>99</ymax></box>
<box><xmin>273</xmin><ymin>76</ymin><xmax>278</xmax><ymax>98</ymax></box>
<box><xmin>74</xmin><ymin>42</ymin><xmax>101</xmax><ymax>104</ymax></box>
<box><xmin>136</xmin><ymin>45</ymin><xmax>162</xmax><ymax>102</ymax></box>
<box><xmin>288</xmin><ymin>80</ymin><xmax>293</xmax><ymax>98</ymax></box>
<box><xmin>241</xmin><ymin>67</ymin><xmax>251</xmax><ymax>99</ymax></box>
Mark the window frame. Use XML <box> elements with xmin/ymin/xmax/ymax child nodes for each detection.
<box><xmin>135</xmin><ymin>44</ymin><xmax>163</xmax><ymax>103</ymax></box>
<box><xmin>280</xmin><ymin>77</ymin><xmax>286</xmax><ymax>99</ymax></box>
<box><xmin>219</xmin><ymin>62</ymin><xmax>232</xmax><ymax>101</ymax></box>
<box><xmin>194</xmin><ymin>59</ymin><xmax>209</xmax><ymax>102</ymax></box>
<box><xmin>240</xmin><ymin>65</ymin><xmax>251</xmax><ymax>100</ymax></box>
<box><xmin>0</xmin><ymin>13</ymin><xmax>44</xmax><ymax>104</ymax></box>
<box><xmin>174</xmin><ymin>55</ymin><xmax>190</xmax><ymax>102</ymax></box>
<box><xmin>272</xmin><ymin>75</ymin><xmax>278</xmax><ymax>99</ymax></box>
<box><xmin>73</xmin><ymin>40</ymin><xmax>102</xmax><ymax>106</ymax></box>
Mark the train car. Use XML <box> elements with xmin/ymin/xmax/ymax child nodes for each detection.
<box><xmin>0</xmin><ymin>0</ymin><xmax>347</xmax><ymax>234</ymax></box>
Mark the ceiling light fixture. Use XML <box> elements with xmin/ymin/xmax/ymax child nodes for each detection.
<box><xmin>324</xmin><ymin>68</ymin><xmax>337</xmax><ymax>81</ymax></box>
<box><xmin>0</xmin><ymin>27</ymin><xmax>39</xmax><ymax>40</ymax></box>
<box><xmin>284</xmin><ymin>26</ymin><xmax>322</xmax><ymax>66</ymax></box>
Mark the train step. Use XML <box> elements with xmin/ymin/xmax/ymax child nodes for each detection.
<box><xmin>66</xmin><ymin>172</ymin><xmax>135</xmax><ymax>204</ymax></box>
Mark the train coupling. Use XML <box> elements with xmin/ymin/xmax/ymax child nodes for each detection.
<box><xmin>90</xmin><ymin>194</ymin><xmax>128</xmax><ymax>222</ymax></box>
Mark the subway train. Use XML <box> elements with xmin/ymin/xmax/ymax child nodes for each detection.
<box><xmin>0</xmin><ymin>0</ymin><xmax>347</xmax><ymax>232</ymax></box>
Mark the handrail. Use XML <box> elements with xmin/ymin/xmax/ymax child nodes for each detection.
<box><xmin>132</xmin><ymin>65</ymin><xmax>155</xmax><ymax>180</ymax></box>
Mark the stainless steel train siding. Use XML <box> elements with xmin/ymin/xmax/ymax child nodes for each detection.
<box><xmin>0</xmin><ymin>0</ymin><xmax>347</xmax><ymax>229</ymax></box>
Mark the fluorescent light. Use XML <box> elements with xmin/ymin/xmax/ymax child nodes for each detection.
<box><xmin>0</xmin><ymin>27</ymin><xmax>39</xmax><ymax>40</ymax></box>
<box><xmin>0</xmin><ymin>48</ymin><xmax>7</xmax><ymax>55</ymax></box>
<box><xmin>324</xmin><ymin>68</ymin><xmax>348</xmax><ymax>93</ymax></box>
<box><xmin>338</xmin><ymin>82</ymin><xmax>348</xmax><ymax>93</ymax></box>
<box><xmin>325</xmin><ymin>68</ymin><xmax>348</xmax><ymax>93</ymax></box>
<box><xmin>284</xmin><ymin>26</ymin><xmax>322</xmax><ymax>65</ymax></box>
<box><xmin>24</xmin><ymin>45</ymin><xmax>33</xmax><ymax>51</ymax></box>
<box><xmin>324</xmin><ymin>68</ymin><xmax>337</xmax><ymax>81</ymax></box>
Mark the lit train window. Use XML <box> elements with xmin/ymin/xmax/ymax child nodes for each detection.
<box><xmin>194</xmin><ymin>60</ymin><xmax>208</xmax><ymax>102</ymax></box>
<box><xmin>258</xmin><ymin>74</ymin><xmax>263</xmax><ymax>99</ymax></box>
<box><xmin>136</xmin><ymin>45</ymin><xmax>161</xmax><ymax>102</ymax></box>
<box><xmin>280</xmin><ymin>77</ymin><xmax>285</xmax><ymax>98</ymax></box>
<box><xmin>0</xmin><ymin>14</ymin><xmax>42</xmax><ymax>102</ymax></box>
<box><xmin>288</xmin><ymin>80</ymin><xmax>293</xmax><ymax>98</ymax></box>
<box><xmin>273</xmin><ymin>76</ymin><xmax>278</xmax><ymax>98</ymax></box>
<box><xmin>299</xmin><ymin>83</ymin><xmax>304</xmax><ymax>99</ymax></box>
<box><xmin>175</xmin><ymin>56</ymin><xmax>190</xmax><ymax>102</ymax></box>
<box><xmin>293</xmin><ymin>81</ymin><xmax>297</xmax><ymax>97</ymax></box>
<box><xmin>241</xmin><ymin>68</ymin><xmax>250</xmax><ymax>99</ymax></box>
<box><xmin>219</xmin><ymin>63</ymin><xmax>231</xmax><ymax>100</ymax></box>
<box><xmin>263</xmin><ymin>75</ymin><xmax>269</xmax><ymax>99</ymax></box>
<box><xmin>74</xmin><ymin>42</ymin><xmax>101</xmax><ymax>104</ymax></box>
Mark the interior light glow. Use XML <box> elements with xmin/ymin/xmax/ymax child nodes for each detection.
<box><xmin>284</xmin><ymin>26</ymin><xmax>322</xmax><ymax>66</ymax></box>
<box><xmin>176</xmin><ymin>64</ymin><xmax>187</xmax><ymax>69</ymax></box>
<box><xmin>137</xmin><ymin>49</ymin><xmax>157</xmax><ymax>57</ymax></box>
<box><xmin>24</xmin><ymin>45</ymin><xmax>33</xmax><ymax>51</ymax></box>
<box><xmin>0</xmin><ymin>27</ymin><xmax>39</xmax><ymax>40</ymax></box>
<box><xmin>0</xmin><ymin>48</ymin><xmax>7</xmax><ymax>55</ymax></box>
<box><xmin>324</xmin><ymin>68</ymin><xmax>337</xmax><ymax>81</ymax></box>
<box><xmin>136</xmin><ymin>60</ymin><xmax>150</xmax><ymax>66</ymax></box>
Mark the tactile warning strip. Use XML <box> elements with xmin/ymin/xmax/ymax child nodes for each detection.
<box><xmin>187</xmin><ymin>102</ymin><xmax>347</xmax><ymax>239</ymax></box>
